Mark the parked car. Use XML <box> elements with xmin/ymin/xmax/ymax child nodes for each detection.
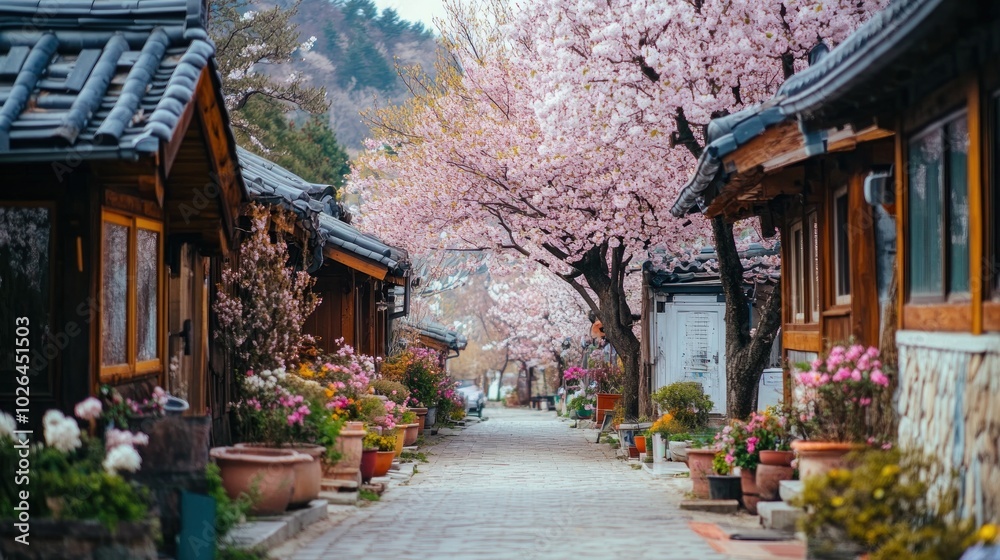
<box><xmin>455</xmin><ymin>379</ymin><xmax>486</xmax><ymax>417</ymax></box>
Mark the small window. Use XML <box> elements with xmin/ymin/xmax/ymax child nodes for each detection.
<box><xmin>655</xmin><ymin>300</ymin><xmax>666</xmax><ymax>313</ymax></box>
<box><xmin>908</xmin><ymin>111</ymin><xmax>969</xmax><ymax>301</ymax></box>
<box><xmin>833</xmin><ymin>187</ymin><xmax>851</xmax><ymax>305</ymax></box>
<box><xmin>808</xmin><ymin>212</ymin><xmax>820</xmax><ymax>319</ymax></box>
<box><xmin>100</xmin><ymin>211</ymin><xmax>163</xmax><ymax>380</ymax></box>
<box><xmin>789</xmin><ymin>220</ymin><xmax>805</xmax><ymax>322</ymax></box>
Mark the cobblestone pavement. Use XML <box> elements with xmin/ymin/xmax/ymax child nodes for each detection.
<box><xmin>288</xmin><ymin>407</ymin><xmax>743</xmax><ymax>560</ymax></box>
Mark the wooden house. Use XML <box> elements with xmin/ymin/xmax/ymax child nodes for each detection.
<box><xmin>671</xmin><ymin>0</ymin><xmax>999</xmax><ymax>523</ymax></box>
<box><xmin>412</xmin><ymin>320</ymin><xmax>468</xmax><ymax>368</ymax></box>
<box><xmin>641</xmin><ymin>247</ymin><xmax>780</xmax><ymax>413</ymax></box>
<box><xmin>0</xmin><ymin>0</ymin><xmax>244</xmax><ymax>423</ymax></box>
<box><xmin>237</xmin><ymin>148</ymin><xmax>411</xmax><ymax>363</ymax></box>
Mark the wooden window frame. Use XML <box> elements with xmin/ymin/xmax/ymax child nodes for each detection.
<box><xmin>905</xmin><ymin>109</ymin><xmax>971</xmax><ymax>304</ymax></box>
<box><xmin>832</xmin><ymin>186</ymin><xmax>851</xmax><ymax>306</ymax></box>
<box><xmin>807</xmin><ymin>211</ymin><xmax>821</xmax><ymax>321</ymax></box>
<box><xmin>789</xmin><ymin>219</ymin><xmax>805</xmax><ymax>323</ymax></box>
<box><xmin>99</xmin><ymin>209</ymin><xmax>165</xmax><ymax>382</ymax></box>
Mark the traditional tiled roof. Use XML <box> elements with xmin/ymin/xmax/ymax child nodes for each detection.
<box><xmin>413</xmin><ymin>320</ymin><xmax>468</xmax><ymax>352</ymax></box>
<box><xmin>0</xmin><ymin>0</ymin><xmax>222</xmax><ymax>161</ymax></box>
<box><xmin>237</xmin><ymin>146</ymin><xmax>410</xmax><ymax>276</ymax></box>
<box><xmin>645</xmin><ymin>244</ymin><xmax>780</xmax><ymax>288</ymax></box>
<box><xmin>671</xmin><ymin>0</ymin><xmax>947</xmax><ymax>217</ymax></box>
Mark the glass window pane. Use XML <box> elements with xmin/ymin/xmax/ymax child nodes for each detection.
<box><xmin>136</xmin><ymin>228</ymin><xmax>159</xmax><ymax>361</ymax></box>
<box><xmin>946</xmin><ymin>116</ymin><xmax>969</xmax><ymax>294</ymax></box>
<box><xmin>908</xmin><ymin>129</ymin><xmax>944</xmax><ymax>297</ymax></box>
<box><xmin>102</xmin><ymin>222</ymin><xmax>129</xmax><ymax>366</ymax></box>
<box><xmin>792</xmin><ymin>225</ymin><xmax>804</xmax><ymax>321</ymax></box>
<box><xmin>0</xmin><ymin>207</ymin><xmax>52</xmax><ymax>390</ymax></box>
<box><xmin>835</xmin><ymin>192</ymin><xmax>851</xmax><ymax>298</ymax></box>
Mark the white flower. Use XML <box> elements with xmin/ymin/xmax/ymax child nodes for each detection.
<box><xmin>105</xmin><ymin>428</ymin><xmax>149</xmax><ymax>450</ymax></box>
<box><xmin>299</xmin><ymin>36</ymin><xmax>316</xmax><ymax>53</ymax></box>
<box><xmin>42</xmin><ymin>410</ymin><xmax>82</xmax><ymax>452</ymax></box>
<box><xmin>74</xmin><ymin>397</ymin><xmax>103</xmax><ymax>421</ymax></box>
<box><xmin>103</xmin><ymin>444</ymin><xmax>142</xmax><ymax>474</ymax></box>
<box><xmin>0</xmin><ymin>412</ymin><xmax>16</xmax><ymax>439</ymax></box>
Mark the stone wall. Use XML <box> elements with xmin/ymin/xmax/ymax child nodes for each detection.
<box><xmin>896</xmin><ymin>331</ymin><xmax>1000</xmax><ymax>524</ymax></box>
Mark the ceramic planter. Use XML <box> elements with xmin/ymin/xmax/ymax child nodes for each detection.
<box><xmin>651</xmin><ymin>434</ymin><xmax>667</xmax><ymax>464</ymax></box>
<box><xmin>411</xmin><ymin>408</ymin><xmax>428</xmax><ymax>435</ymax></box>
<box><xmin>234</xmin><ymin>443</ymin><xmax>324</xmax><ymax>507</ymax></box>
<box><xmin>740</xmin><ymin>468</ymin><xmax>760</xmax><ymax>514</ymax></box>
<box><xmin>402</xmin><ymin>423</ymin><xmax>419</xmax><ymax>446</ymax></box>
<box><xmin>687</xmin><ymin>448</ymin><xmax>717</xmax><ymax>499</ymax></box>
<box><xmin>373</xmin><ymin>450</ymin><xmax>395</xmax><ymax>477</ymax></box>
<box><xmin>393</xmin><ymin>429</ymin><xmax>405</xmax><ymax>457</ymax></box>
<box><xmin>0</xmin><ymin>519</ymin><xmax>156</xmax><ymax>560</ymax></box>
<box><xmin>708</xmin><ymin>475</ymin><xmax>742</xmax><ymax>502</ymax></box>
<box><xmin>634</xmin><ymin>435</ymin><xmax>647</xmax><ymax>454</ymax></box>
<box><xmin>325</xmin><ymin>421</ymin><xmax>366</xmax><ymax>484</ymax></box>
<box><xmin>425</xmin><ymin>406</ymin><xmax>438</xmax><ymax>428</ymax></box>
<box><xmin>791</xmin><ymin>441</ymin><xmax>862</xmax><ymax>482</ymax></box>
<box><xmin>360</xmin><ymin>449</ymin><xmax>378</xmax><ymax>484</ymax></box>
<box><xmin>756</xmin><ymin>450</ymin><xmax>796</xmax><ymax>501</ymax></box>
<box><xmin>668</xmin><ymin>440</ymin><xmax>690</xmax><ymax>463</ymax></box>
<box><xmin>594</xmin><ymin>393</ymin><xmax>621</xmax><ymax>426</ymax></box>
<box><xmin>210</xmin><ymin>446</ymin><xmax>310</xmax><ymax>515</ymax></box>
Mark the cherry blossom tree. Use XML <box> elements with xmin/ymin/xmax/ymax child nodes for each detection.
<box><xmin>351</xmin><ymin>0</ymin><xmax>885</xmax><ymax>418</ymax></box>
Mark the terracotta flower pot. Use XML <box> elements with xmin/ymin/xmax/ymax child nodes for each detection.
<box><xmin>411</xmin><ymin>408</ymin><xmax>428</xmax><ymax>435</ymax></box>
<box><xmin>759</xmin><ymin>450</ymin><xmax>795</xmax><ymax>466</ymax></box>
<box><xmin>360</xmin><ymin>449</ymin><xmax>378</xmax><ymax>484</ymax></box>
<box><xmin>234</xmin><ymin>443</ymin><xmax>324</xmax><ymax>507</ymax></box>
<box><xmin>393</xmin><ymin>430</ymin><xmax>405</xmax><ymax>457</ymax></box>
<box><xmin>373</xmin><ymin>450</ymin><xmax>395</xmax><ymax>477</ymax></box>
<box><xmin>403</xmin><ymin>423</ymin><xmax>419</xmax><ymax>446</ymax></box>
<box><xmin>634</xmin><ymin>435</ymin><xmax>647</xmax><ymax>454</ymax></box>
<box><xmin>210</xmin><ymin>447</ymin><xmax>310</xmax><ymax>515</ymax></box>
<box><xmin>687</xmin><ymin>449</ymin><xmax>717</xmax><ymax>499</ymax></box>
<box><xmin>325</xmin><ymin>422</ymin><xmax>366</xmax><ymax>483</ymax></box>
<box><xmin>756</xmin><ymin>463</ymin><xmax>794</xmax><ymax>502</ymax></box>
<box><xmin>791</xmin><ymin>440</ymin><xmax>863</xmax><ymax>481</ymax></box>
<box><xmin>628</xmin><ymin>445</ymin><xmax>640</xmax><ymax>459</ymax></box>
<box><xmin>594</xmin><ymin>393</ymin><xmax>621</xmax><ymax>426</ymax></box>
<box><xmin>740</xmin><ymin>468</ymin><xmax>760</xmax><ymax>514</ymax></box>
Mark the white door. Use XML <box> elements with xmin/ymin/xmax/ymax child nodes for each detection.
<box><xmin>653</xmin><ymin>295</ymin><xmax>671</xmax><ymax>390</ymax></box>
<box><xmin>669</xmin><ymin>304</ymin><xmax>726</xmax><ymax>414</ymax></box>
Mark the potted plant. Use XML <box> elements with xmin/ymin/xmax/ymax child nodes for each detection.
<box><xmin>0</xmin><ymin>406</ymin><xmax>155</xmax><ymax>558</ymax></box>
<box><xmin>687</xmin><ymin>437</ymin><xmax>719</xmax><ymax>500</ymax></box>
<box><xmin>652</xmin><ymin>381</ymin><xmax>714</xmax><ymax>431</ymax></box>
<box><xmin>790</xmin><ymin>344</ymin><xmax>892</xmax><ymax>481</ymax></box>
<box><xmin>360</xmin><ymin>435</ymin><xmax>379</xmax><ymax>484</ymax></box>
<box><xmin>754</xmin><ymin>409</ymin><xmax>794</xmax><ymax>502</ymax></box>
<box><xmin>667</xmin><ymin>433</ymin><xmax>693</xmax><ymax>463</ymax></box>
<box><xmin>400</xmin><ymin>410</ymin><xmax>419</xmax><ymax>446</ymax></box>
<box><xmin>364</xmin><ymin>432</ymin><xmax>396</xmax><ymax>478</ymax></box>
<box><xmin>591</xmin><ymin>360</ymin><xmax>624</xmax><ymax>426</ymax></box>
<box><xmin>708</xmin><ymin>451</ymin><xmax>742</xmax><ymax>502</ymax></box>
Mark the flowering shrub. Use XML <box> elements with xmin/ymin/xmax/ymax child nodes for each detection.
<box><xmin>97</xmin><ymin>384</ymin><xmax>170</xmax><ymax>427</ymax></box>
<box><xmin>362</xmin><ymin>431</ymin><xmax>395</xmax><ymax>452</ymax></box>
<box><xmin>214</xmin><ymin>203</ymin><xmax>320</xmax><ymax>373</ymax></box>
<box><xmin>797</xmin><ymin>449</ymin><xmax>998</xmax><ymax>559</ymax></box>
<box><xmin>370</xmin><ymin>379</ymin><xmax>410</xmax><ymax>405</ymax></box>
<box><xmin>297</xmin><ymin>340</ymin><xmax>376</xmax><ymax>400</ymax></box>
<box><xmin>563</xmin><ymin>366</ymin><xmax>586</xmax><ymax>383</ymax></box>
<box><xmin>717</xmin><ymin>408</ymin><xmax>790</xmax><ymax>471</ymax></box>
<box><xmin>651</xmin><ymin>381</ymin><xmax>713</xmax><ymax>431</ymax></box>
<box><xmin>649</xmin><ymin>413</ymin><xmax>683</xmax><ymax>439</ymax></box>
<box><xmin>435</xmin><ymin>377</ymin><xmax>464</xmax><ymax>422</ymax></box>
<box><xmin>383</xmin><ymin>348</ymin><xmax>445</xmax><ymax>407</ymax></box>
<box><xmin>0</xmin><ymin>401</ymin><xmax>149</xmax><ymax>527</ymax></box>
<box><xmin>793</xmin><ymin>344</ymin><xmax>892</xmax><ymax>443</ymax></box>
<box><xmin>231</xmin><ymin>369</ymin><xmax>314</xmax><ymax>446</ymax></box>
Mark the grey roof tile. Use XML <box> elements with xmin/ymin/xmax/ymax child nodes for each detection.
<box><xmin>0</xmin><ymin>0</ymin><xmax>217</xmax><ymax>160</ymax></box>
<box><xmin>237</xmin><ymin>146</ymin><xmax>410</xmax><ymax>277</ymax></box>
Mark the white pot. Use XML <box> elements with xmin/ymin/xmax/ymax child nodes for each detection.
<box><xmin>668</xmin><ymin>441</ymin><xmax>690</xmax><ymax>462</ymax></box>
<box><xmin>651</xmin><ymin>434</ymin><xmax>667</xmax><ymax>464</ymax></box>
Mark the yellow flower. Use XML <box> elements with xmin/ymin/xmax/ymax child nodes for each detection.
<box><xmin>873</xmin><ymin>488</ymin><xmax>885</xmax><ymax>500</ymax></box>
<box><xmin>977</xmin><ymin>524</ymin><xmax>998</xmax><ymax>543</ymax></box>
<box><xmin>881</xmin><ymin>464</ymin><xmax>900</xmax><ymax>477</ymax></box>
<box><xmin>830</xmin><ymin>496</ymin><xmax>845</xmax><ymax>507</ymax></box>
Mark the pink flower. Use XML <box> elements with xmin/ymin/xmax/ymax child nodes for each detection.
<box><xmin>74</xmin><ymin>397</ymin><xmax>103</xmax><ymax>421</ymax></box>
<box><xmin>725</xmin><ymin>453</ymin><xmax>734</xmax><ymax>465</ymax></box>
<box><xmin>871</xmin><ymin>370</ymin><xmax>889</xmax><ymax>387</ymax></box>
<box><xmin>851</xmin><ymin>369</ymin><xmax>862</xmax><ymax>382</ymax></box>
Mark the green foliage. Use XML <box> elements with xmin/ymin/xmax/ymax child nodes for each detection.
<box><xmin>358</xmin><ymin>488</ymin><xmax>381</xmax><ymax>502</ymax></box>
<box><xmin>712</xmin><ymin>451</ymin><xmax>732</xmax><ymax>475</ymax></box>
<box><xmin>668</xmin><ymin>432</ymin><xmax>693</xmax><ymax>442</ymax></box>
<box><xmin>206</xmin><ymin>463</ymin><xmax>252</xmax><ymax>540</ymax></box>
<box><xmin>796</xmin><ymin>450</ymin><xmax>994</xmax><ymax>559</ymax></box>
<box><xmin>400</xmin><ymin>451</ymin><xmax>428</xmax><ymax>463</ymax></box>
<box><xmin>370</xmin><ymin>379</ymin><xmax>410</xmax><ymax>405</ymax></box>
<box><xmin>315</xmin><ymin>416</ymin><xmax>344</xmax><ymax>465</ymax></box>
<box><xmin>218</xmin><ymin>547</ymin><xmax>270</xmax><ymax>560</ymax></box>
<box><xmin>651</xmin><ymin>382</ymin><xmax>713</xmax><ymax>431</ymax></box>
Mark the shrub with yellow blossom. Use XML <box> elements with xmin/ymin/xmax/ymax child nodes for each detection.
<box><xmin>796</xmin><ymin>449</ymin><xmax>997</xmax><ymax>559</ymax></box>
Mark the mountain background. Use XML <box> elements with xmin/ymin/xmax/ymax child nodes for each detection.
<box><xmin>278</xmin><ymin>0</ymin><xmax>442</xmax><ymax>153</ymax></box>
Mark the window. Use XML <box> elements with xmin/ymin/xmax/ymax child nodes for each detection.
<box><xmin>789</xmin><ymin>220</ymin><xmax>805</xmax><ymax>322</ymax></box>
<box><xmin>833</xmin><ymin>187</ymin><xmax>851</xmax><ymax>305</ymax></box>
<box><xmin>100</xmin><ymin>211</ymin><xmax>163</xmax><ymax>379</ymax></box>
<box><xmin>808</xmin><ymin>212</ymin><xmax>820</xmax><ymax>319</ymax></box>
<box><xmin>907</xmin><ymin>111</ymin><xmax>969</xmax><ymax>301</ymax></box>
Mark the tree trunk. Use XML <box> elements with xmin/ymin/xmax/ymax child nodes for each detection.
<box><xmin>712</xmin><ymin>217</ymin><xmax>783</xmax><ymax>419</ymax></box>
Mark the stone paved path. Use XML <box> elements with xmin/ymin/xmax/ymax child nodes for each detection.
<box><xmin>289</xmin><ymin>406</ymin><xmax>739</xmax><ymax>560</ymax></box>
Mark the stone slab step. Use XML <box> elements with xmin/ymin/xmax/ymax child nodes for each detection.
<box><xmin>780</xmin><ymin>480</ymin><xmax>804</xmax><ymax>504</ymax></box>
<box><xmin>225</xmin><ymin>499</ymin><xmax>328</xmax><ymax>550</ymax></box>
<box><xmin>758</xmin><ymin>501</ymin><xmax>805</xmax><ymax>532</ymax></box>
<box><xmin>641</xmin><ymin>461</ymin><xmax>690</xmax><ymax>478</ymax></box>
<box><xmin>680</xmin><ymin>500</ymin><xmax>739</xmax><ymax>514</ymax></box>
<box><xmin>319</xmin><ymin>489</ymin><xmax>358</xmax><ymax>505</ymax></box>
<box><xmin>321</xmin><ymin>478</ymin><xmax>358</xmax><ymax>492</ymax></box>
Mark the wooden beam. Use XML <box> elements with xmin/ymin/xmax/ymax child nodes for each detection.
<box><xmin>848</xmin><ymin>162</ymin><xmax>879</xmax><ymax>346</ymax></box>
<box><xmin>724</xmin><ymin>121</ymin><xmax>803</xmax><ymax>175</ymax></box>
<box><xmin>968</xmin><ymin>78</ymin><xmax>984</xmax><ymax>335</ymax></box>
<box><xmin>194</xmin><ymin>67</ymin><xmax>241</xmax><ymax>244</ymax></box>
<box><xmin>782</xmin><ymin>329</ymin><xmax>823</xmax><ymax>352</ymax></box>
<box><xmin>160</xmin><ymin>92</ymin><xmax>196</xmax><ymax>178</ymax></box>
<box><xmin>385</xmin><ymin>274</ymin><xmax>408</xmax><ymax>286</ymax></box>
<box><xmin>895</xmin><ymin>117</ymin><xmax>907</xmax><ymax>334</ymax></box>
<box><xmin>323</xmin><ymin>246</ymin><xmax>389</xmax><ymax>280</ymax></box>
